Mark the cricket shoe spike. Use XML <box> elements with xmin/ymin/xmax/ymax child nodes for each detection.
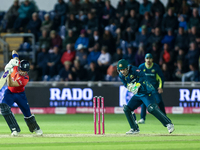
<box><xmin>138</xmin><ymin>119</ymin><xmax>145</xmax><ymax>124</ymax></box>
<box><xmin>126</xmin><ymin>129</ymin><xmax>140</xmax><ymax>135</ymax></box>
<box><xmin>167</xmin><ymin>124</ymin><xmax>175</xmax><ymax>134</ymax></box>
<box><xmin>11</xmin><ymin>131</ymin><xmax>18</xmax><ymax>137</ymax></box>
<box><xmin>34</xmin><ymin>129</ymin><xmax>43</xmax><ymax>136</ymax></box>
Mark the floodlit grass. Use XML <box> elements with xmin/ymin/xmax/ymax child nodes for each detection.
<box><xmin>0</xmin><ymin>114</ymin><xmax>200</xmax><ymax>150</ymax></box>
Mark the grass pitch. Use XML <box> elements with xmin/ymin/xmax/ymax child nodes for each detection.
<box><xmin>0</xmin><ymin>114</ymin><xmax>200</xmax><ymax>150</ymax></box>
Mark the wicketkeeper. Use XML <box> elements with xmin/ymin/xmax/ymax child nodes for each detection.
<box><xmin>0</xmin><ymin>50</ymin><xmax>43</xmax><ymax>136</ymax></box>
<box><xmin>117</xmin><ymin>59</ymin><xmax>174</xmax><ymax>134</ymax></box>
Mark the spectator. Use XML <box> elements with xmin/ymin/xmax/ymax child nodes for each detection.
<box><xmin>166</xmin><ymin>0</ymin><xmax>180</xmax><ymax>15</ymax></box>
<box><xmin>116</xmin><ymin>15</ymin><xmax>126</xmax><ymax>33</ymax></box>
<box><xmin>112</xmin><ymin>47</ymin><xmax>123</xmax><ymax>63</ymax></box>
<box><xmin>178</xmin><ymin>0</ymin><xmax>190</xmax><ymax>17</ymax></box>
<box><xmin>150</xmin><ymin>43</ymin><xmax>161</xmax><ymax>64</ymax></box>
<box><xmin>97</xmin><ymin>46</ymin><xmax>111</xmax><ymax>75</ymax></box>
<box><xmin>44</xmin><ymin>46</ymin><xmax>62</xmax><ymax>80</ymax></box>
<box><xmin>54</xmin><ymin>0</ymin><xmax>67</xmax><ymax>26</ymax></box>
<box><xmin>177</xmin><ymin>48</ymin><xmax>186</xmax><ymax>66</ymax></box>
<box><xmin>39</xmin><ymin>30</ymin><xmax>51</xmax><ymax>51</ymax></box>
<box><xmin>148</xmin><ymin>27</ymin><xmax>163</xmax><ymax>48</ymax></box>
<box><xmin>37</xmin><ymin>45</ymin><xmax>48</xmax><ymax>78</ymax></box>
<box><xmin>102</xmin><ymin>27</ymin><xmax>115</xmax><ymax>54</ymax></box>
<box><xmin>59</xmin><ymin>61</ymin><xmax>73</xmax><ymax>81</ymax></box>
<box><xmin>68</xmin><ymin>0</ymin><xmax>81</xmax><ymax>15</ymax></box>
<box><xmin>81</xmin><ymin>0</ymin><xmax>93</xmax><ymax>15</ymax></box>
<box><xmin>92</xmin><ymin>0</ymin><xmax>105</xmax><ymax>17</ymax></box>
<box><xmin>101</xmin><ymin>0</ymin><xmax>116</xmax><ymax>27</ymax></box>
<box><xmin>151</xmin><ymin>10</ymin><xmax>163</xmax><ymax>29</ymax></box>
<box><xmin>161</xmin><ymin>28</ymin><xmax>175</xmax><ymax>49</ymax></box>
<box><xmin>173</xmin><ymin>60</ymin><xmax>184</xmax><ymax>81</ymax></box>
<box><xmin>123</xmin><ymin>45</ymin><xmax>136</xmax><ymax>65</ymax></box>
<box><xmin>140</xmin><ymin>12</ymin><xmax>152</xmax><ymax>30</ymax></box>
<box><xmin>195</xmin><ymin>34</ymin><xmax>200</xmax><ymax>49</ymax></box>
<box><xmin>40</xmin><ymin>13</ymin><xmax>52</xmax><ymax>32</ymax></box>
<box><xmin>161</xmin><ymin>8</ymin><xmax>178</xmax><ymax>33</ymax></box>
<box><xmin>87</xmin><ymin>61</ymin><xmax>103</xmax><ymax>81</ymax></box>
<box><xmin>188</xmin><ymin>26</ymin><xmax>198</xmax><ymax>43</ymax></box>
<box><xmin>125</xmin><ymin>9</ymin><xmax>139</xmax><ymax>42</ymax></box>
<box><xmin>71</xmin><ymin>59</ymin><xmax>87</xmax><ymax>81</ymax></box>
<box><xmin>187</xmin><ymin>8</ymin><xmax>200</xmax><ymax>31</ymax></box>
<box><xmin>29</xmin><ymin>63</ymin><xmax>39</xmax><ymax>81</ymax></box>
<box><xmin>125</xmin><ymin>0</ymin><xmax>140</xmax><ymax>14</ymax></box>
<box><xmin>3</xmin><ymin>0</ymin><xmax>19</xmax><ymax>31</ymax></box>
<box><xmin>139</xmin><ymin>0</ymin><xmax>152</xmax><ymax>16</ymax></box>
<box><xmin>87</xmin><ymin>43</ymin><xmax>101</xmax><ymax>65</ymax></box>
<box><xmin>50</xmin><ymin>30</ymin><xmax>62</xmax><ymax>49</ymax></box>
<box><xmin>26</xmin><ymin>12</ymin><xmax>41</xmax><ymax>42</ymax></box>
<box><xmin>66</xmin><ymin>13</ymin><xmax>81</xmax><ymax>34</ymax></box>
<box><xmin>75</xmin><ymin>44</ymin><xmax>87</xmax><ymax>67</ymax></box>
<box><xmin>62</xmin><ymin>29</ymin><xmax>78</xmax><ymax>48</ymax></box>
<box><xmin>13</xmin><ymin>0</ymin><xmax>35</xmax><ymax>32</ymax></box>
<box><xmin>185</xmin><ymin>42</ymin><xmax>199</xmax><ymax>66</ymax></box>
<box><xmin>135</xmin><ymin>25</ymin><xmax>149</xmax><ymax>47</ymax></box>
<box><xmin>151</xmin><ymin>0</ymin><xmax>165</xmax><ymax>16</ymax></box>
<box><xmin>116</xmin><ymin>0</ymin><xmax>127</xmax><ymax>17</ymax></box>
<box><xmin>178</xmin><ymin>15</ymin><xmax>187</xmax><ymax>31</ymax></box>
<box><xmin>61</xmin><ymin>43</ymin><xmax>76</xmax><ymax>64</ymax></box>
<box><xmin>88</xmin><ymin>30</ymin><xmax>101</xmax><ymax>49</ymax></box>
<box><xmin>162</xmin><ymin>63</ymin><xmax>172</xmax><ymax>81</ymax></box>
<box><xmin>105</xmin><ymin>63</ymin><xmax>120</xmax><ymax>81</ymax></box>
<box><xmin>75</xmin><ymin>11</ymin><xmax>87</xmax><ymax>30</ymax></box>
<box><xmin>74</xmin><ymin>29</ymin><xmax>89</xmax><ymax>50</ymax></box>
<box><xmin>182</xmin><ymin>63</ymin><xmax>199</xmax><ymax>82</ymax></box>
<box><xmin>159</xmin><ymin>43</ymin><xmax>173</xmax><ymax>66</ymax></box>
<box><xmin>175</xmin><ymin>27</ymin><xmax>189</xmax><ymax>50</ymax></box>
<box><xmin>135</xmin><ymin>43</ymin><xmax>145</xmax><ymax>66</ymax></box>
<box><xmin>85</xmin><ymin>12</ymin><xmax>98</xmax><ymax>35</ymax></box>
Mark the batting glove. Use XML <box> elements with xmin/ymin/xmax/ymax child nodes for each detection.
<box><xmin>9</xmin><ymin>59</ymin><xmax>19</xmax><ymax>67</ymax></box>
<box><xmin>5</xmin><ymin>63</ymin><xmax>13</xmax><ymax>73</ymax></box>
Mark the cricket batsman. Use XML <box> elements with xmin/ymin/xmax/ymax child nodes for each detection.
<box><xmin>0</xmin><ymin>50</ymin><xmax>43</xmax><ymax>136</ymax></box>
<box><xmin>137</xmin><ymin>53</ymin><xmax>166</xmax><ymax>124</ymax></box>
<box><xmin>117</xmin><ymin>59</ymin><xmax>174</xmax><ymax>134</ymax></box>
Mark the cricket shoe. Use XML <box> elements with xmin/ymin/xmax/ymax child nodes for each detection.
<box><xmin>137</xmin><ymin>119</ymin><xmax>145</xmax><ymax>124</ymax></box>
<box><xmin>126</xmin><ymin>129</ymin><xmax>140</xmax><ymax>135</ymax></box>
<box><xmin>167</xmin><ymin>124</ymin><xmax>175</xmax><ymax>134</ymax></box>
<box><xmin>11</xmin><ymin>131</ymin><xmax>18</xmax><ymax>137</ymax></box>
<box><xmin>34</xmin><ymin>129</ymin><xmax>43</xmax><ymax>136</ymax></box>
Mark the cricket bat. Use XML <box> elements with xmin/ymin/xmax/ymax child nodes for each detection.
<box><xmin>0</xmin><ymin>70</ymin><xmax>11</xmax><ymax>90</ymax></box>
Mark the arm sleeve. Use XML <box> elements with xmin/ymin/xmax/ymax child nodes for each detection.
<box><xmin>119</xmin><ymin>75</ymin><xmax>127</xmax><ymax>88</ymax></box>
<box><xmin>155</xmin><ymin>64</ymin><xmax>164</xmax><ymax>88</ymax></box>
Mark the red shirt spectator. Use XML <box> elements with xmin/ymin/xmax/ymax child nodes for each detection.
<box><xmin>61</xmin><ymin>44</ymin><xmax>76</xmax><ymax>64</ymax></box>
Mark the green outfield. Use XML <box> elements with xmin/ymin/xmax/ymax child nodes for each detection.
<box><xmin>0</xmin><ymin>114</ymin><xmax>200</xmax><ymax>150</ymax></box>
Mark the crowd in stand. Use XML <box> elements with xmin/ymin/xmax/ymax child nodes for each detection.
<box><xmin>0</xmin><ymin>0</ymin><xmax>200</xmax><ymax>82</ymax></box>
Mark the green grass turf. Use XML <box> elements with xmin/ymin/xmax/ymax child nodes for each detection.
<box><xmin>0</xmin><ymin>114</ymin><xmax>200</xmax><ymax>150</ymax></box>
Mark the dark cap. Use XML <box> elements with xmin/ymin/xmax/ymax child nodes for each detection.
<box><xmin>145</xmin><ymin>53</ymin><xmax>153</xmax><ymax>59</ymax></box>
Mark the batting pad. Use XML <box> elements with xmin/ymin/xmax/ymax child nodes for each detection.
<box><xmin>24</xmin><ymin>115</ymin><xmax>40</xmax><ymax>132</ymax></box>
<box><xmin>0</xmin><ymin>103</ymin><xmax>21</xmax><ymax>132</ymax></box>
<box><xmin>147</xmin><ymin>103</ymin><xmax>171</xmax><ymax>127</ymax></box>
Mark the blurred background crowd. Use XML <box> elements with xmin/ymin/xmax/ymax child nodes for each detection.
<box><xmin>0</xmin><ymin>0</ymin><xmax>200</xmax><ymax>82</ymax></box>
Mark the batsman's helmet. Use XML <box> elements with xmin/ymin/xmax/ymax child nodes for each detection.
<box><xmin>19</xmin><ymin>60</ymin><xmax>30</xmax><ymax>72</ymax></box>
<box><xmin>117</xmin><ymin>59</ymin><xmax>128</xmax><ymax>71</ymax></box>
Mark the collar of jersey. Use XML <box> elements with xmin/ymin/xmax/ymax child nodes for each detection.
<box><xmin>145</xmin><ymin>62</ymin><xmax>154</xmax><ymax>69</ymax></box>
